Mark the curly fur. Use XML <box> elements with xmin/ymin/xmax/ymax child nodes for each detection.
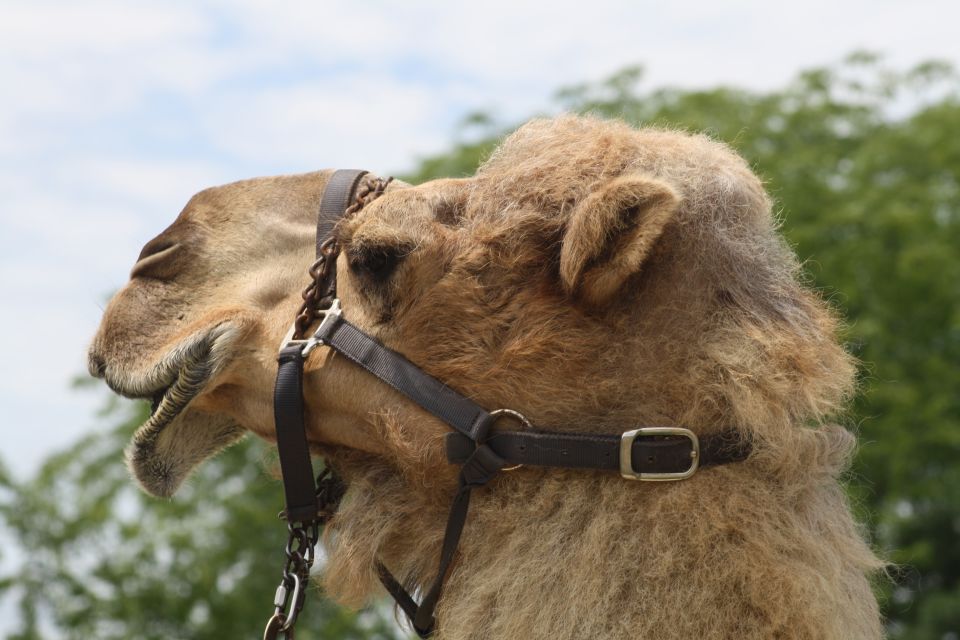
<box><xmin>320</xmin><ymin>116</ymin><xmax>884</xmax><ymax>639</ymax></box>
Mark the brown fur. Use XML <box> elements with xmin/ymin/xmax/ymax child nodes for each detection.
<box><xmin>89</xmin><ymin>115</ymin><xmax>884</xmax><ymax>638</ymax></box>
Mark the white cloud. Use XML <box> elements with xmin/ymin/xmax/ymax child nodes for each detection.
<box><xmin>66</xmin><ymin>158</ymin><xmax>232</xmax><ymax>211</ymax></box>
<box><xmin>196</xmin><ymin>77</ymin><xmax>452</xmax><ymax>172</ymax></box>
<box><xmin>0</xmin><ymin>3</ymin><xmax>213</xmax><ymax>128</ymax></box>
<box><xmin>0</xmin><ymin>2</ymin><xmax>208</xmax><ymax>57</ymax></box>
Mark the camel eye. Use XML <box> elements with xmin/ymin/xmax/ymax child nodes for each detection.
<box><xmin>348</xmin><ymin>245</ymin><xmax>404</xmax><ymax>283</ymax></box>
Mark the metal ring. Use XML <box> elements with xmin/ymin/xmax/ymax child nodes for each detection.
<box><xmin>489</xmin><ymin>409</ymin><xmax>531</xmax><ymax>472</ymax></box>
<box><xmin>278</xmin><ymin>573</ymin><xmax>302</xmax><ymax>632</ymax></box>
<box><xmin>489</xmin><ymin>408</ymin><xmax>531</xmax><ymax>427</ymax></box>
<box><xmin>264</xmin><ymin>612</ymin><xmax>289</xmax><ymax>640</ymax></box>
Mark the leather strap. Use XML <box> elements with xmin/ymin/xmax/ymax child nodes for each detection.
<box><xmin>314</xmin><ymin>316</ymin><xmax>493</xmax><ymax>440</ymax></box>
<box><xmin>445</xmin><ymin>429</ymin><xmax>750</xmax><ymax>472</ymax></box>
<box><xmin>378</xmin><ymin>443</ymin><xmax>505</xmax><ymax>637</ymax></box>
<box><xmin>317</xmin><ymin>169</ymin><xmax>368</xmax><ymax>257</ymax></box>
<box><xmin>274</xmin><ymin>346</ymin><xmax>320</xmax><ymax>523</ymax></box>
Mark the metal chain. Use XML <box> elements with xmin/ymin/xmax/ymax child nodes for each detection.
<box><xmin>292</xmin><ymin>238</ymin><xmax>340</xmax><ymax>340</ymax></box>
<box><xmin>291</xmin><ymin>175</ymin><xmax>395</xmax><ymax>341</ymax></box>
<box><xmin>263</xmin><ymin>520</ymin><xmax>318</xmax><ymax>640</ymax></box>
<box><xmin>264</xmin><ymin>469</ymin><xmax>346</xmax><ymax>640</ymax></box>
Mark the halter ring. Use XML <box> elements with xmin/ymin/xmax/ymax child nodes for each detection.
<box><xmin>489</xmin><ymin>408</ymin><xmax>532</xmax><ymax>472</ymax></box>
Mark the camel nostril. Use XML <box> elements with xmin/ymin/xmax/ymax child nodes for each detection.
<box><xmin>131</xmin><ymin>233</ymin><xmax>183</xmax><ymax>281</ymax></box>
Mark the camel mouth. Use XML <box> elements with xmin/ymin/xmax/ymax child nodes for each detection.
<box><xmin>136</xmin><ymin>347</ymin><xmax>216</xmax><ymax>443</ymax></box>
<box><xmin>101</xmin><ymin>323</ymin><xmax>243</xmax><ymax>496</ymax></box>
<box><xmin>104</xmin><ymin>323</ymin><xmax>234</xmax><ymax>433</ymax></box>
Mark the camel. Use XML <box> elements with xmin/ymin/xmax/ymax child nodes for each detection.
<box><xmin>88</xmin><ymin>114</ymin><xmax>884</xmax><ymax>639</ymax></box>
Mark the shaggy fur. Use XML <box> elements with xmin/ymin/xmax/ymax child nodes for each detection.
<box><xmin>89</xmin><ymin>115</ymin><xmax>884</xmax><ymax>639</ymax></box>
<box><xmin>323</xmin><ymin>116</ymin><xmax>884</xmax><ymax>639</ymax></box>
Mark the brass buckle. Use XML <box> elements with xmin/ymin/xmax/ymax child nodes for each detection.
<box><xmin>619</xmin><ymin>427</ymin><xmax>699</xmax><ymax>481</ymax></box>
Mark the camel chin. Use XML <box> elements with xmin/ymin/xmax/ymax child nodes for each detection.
<box><xmin>127</xmin><ymin>407</ymin><xmax>244</xmax><ymax>497</ymax></box>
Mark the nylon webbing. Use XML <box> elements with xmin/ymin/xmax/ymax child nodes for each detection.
<box><xmin>314</xmin><ymin>316</ymin><xmax>493</xmax><ymax>440</ymax></box>
<box><xmin>376</xmin><ymin>443</ymin><xmax>505</xmax><ymax>637</ymax></box>
<box><xmin>317</xmin><ymin>170</ymin><xmax>367</xmax><ymax>256</ymax></box>
<box><xmin>445</xmin><ymin>429</ymin><xmax>751</xmax><ymax>472</ymax></box>
<box><xmin>274</xmin><ymin>345</ymin><xmax>319</xmax><ymax>523</ymax></box>
<box><xmin>375</xmin><ymin>562</ymin><xmax>421</xmax><ymax>624</ymax></box>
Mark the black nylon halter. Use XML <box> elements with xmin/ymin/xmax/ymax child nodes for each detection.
<box><xmin>267</xmin><ymin>170</ymin><xmax>752</xmax><ymax>638</ymax></box>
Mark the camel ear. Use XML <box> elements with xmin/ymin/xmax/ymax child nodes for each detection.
<box><xmin>559</xmin><ymin>174</ymin><xmax>680</xmax><ymax>305</ymax></box>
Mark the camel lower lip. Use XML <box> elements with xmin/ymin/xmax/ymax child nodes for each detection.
<box><xmin>134</xmin><ymin>385</ymin><xmax>197</xmax><ymax>453</ymax></box>
<box><xmin>125</xmin><ymin>324</ymin><xmax>236</xmax><ymax>451</ymax></box>
<box><xmin>99</xmin><ymin>321</ymin><xmax>241</xmax><ymax>497</ymax></box>
<box><xmin>134</xmin><ymin>360</ymin><xmax>213</xmax><ymax>447</ymax></box>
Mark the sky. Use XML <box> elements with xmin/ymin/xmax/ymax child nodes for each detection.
<box><xmin>1</xmin><ymin>0</ymin><xmax>959</xmax><ymax>483</ymax></box>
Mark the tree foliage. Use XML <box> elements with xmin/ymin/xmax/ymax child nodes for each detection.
<box><xmin>2</xmin><ymin>54</ymin><xmax>958</xmax><ymax>638</ymax></box>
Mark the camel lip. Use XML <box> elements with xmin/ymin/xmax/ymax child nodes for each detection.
<box><xmin>104</xmin><ymin>371</ymin><xmax>189</xmax><ymax>432</ymax></box>
<box><xmin>118</xmin><ymin>322</ymin><xmax>245</xmax><ymax>499</ymax></box>
<box><xmin>102</xmin><ymin>365</ymin><xmax>177</xmax><ymax>403</ymax></box>
<box><xmin>99</xmin><ymin>323</ymin><xmax>237</xmax><ymax>449</ymax></box>
<box><xmin>143</xmin><ymin>372</ymin><xmax>190</xmax><ymax>424</ymax></box>
<box><xmin>142</xmin><ymin>331</ymin><xmax>232</xmax><ymax>437</ymax></box>
<box><xmin>130</xmin><ymin>371</ymin><xmax>205</xmax><ymax>457</ymax></box>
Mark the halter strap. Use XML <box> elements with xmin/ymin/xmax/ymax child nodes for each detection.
<box><xmin>317</xmin><ymin>169</ymin><xmax>367</xmax><ymax>256</ymax></box>
<box><xmin>313</xmin><ymin>315</ymin><xmax>493</xmax><ymax>440</ymax></box>
<box><xmin>274</xmin><ymin>346</ymin><xmax>317</xmax><ymax>523</ymax></box>
<box><xmin>273</xmin><ymin>169</ymin><xmax>370</xmax><ymax>525</ymax></box>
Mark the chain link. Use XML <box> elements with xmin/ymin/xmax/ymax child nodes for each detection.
<box><xmin>292</xmin><ymin>238</ymin><xmax>341</xmax><ymax>340</ymax></box>
<box><xmin>264</xmin><ymin>470</ymin><xmax>346</xmax><ymax>640</ymax></box>
<box><xmin>291</xmin><ymin>175</ymin><xmax>394</xmax><ymax>341</ymax></box>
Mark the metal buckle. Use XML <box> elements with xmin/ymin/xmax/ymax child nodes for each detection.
<box><xmin>489</xmin><ymin>409</ymin><xmax>531</xmax><ymax>472</ymax></box>
<box><xmin>619</xmin><ymin>427</ymin><xmax>700</xmax><ymax>481</ymax></box>
<box><xmin>278</xmin><ymin>299</ymin><xmax>343</xmax><ymax>357</ymax></box>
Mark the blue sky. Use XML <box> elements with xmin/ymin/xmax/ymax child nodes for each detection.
<box><xmin>1</xmin><ymin>0</ymin><xmax>959</xmax><ymax>483</ymax></box>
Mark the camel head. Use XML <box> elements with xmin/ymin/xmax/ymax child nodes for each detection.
<box><xmin>310</xmin><ymin>116</ymin><xmax>877</xmax><ymax>633</ymax></box>
<box><xmin>88</xmin><ymin>114</ymin><xmax>857</xmax><ymax>512</ymax></box>
<box><xmin>89</xmin><ymin>116</ymin><xmax>880</xmax><ymax>638</ymax></box>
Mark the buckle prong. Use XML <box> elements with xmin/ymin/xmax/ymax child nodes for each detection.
<box><xmin>619</xmin><ymin>427</ymin><xmax>699</xmax><ymax>481</ymax></box>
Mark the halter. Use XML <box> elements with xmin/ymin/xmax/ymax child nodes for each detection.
<box><xmin>263</xmin><ymin>170</ymin><xmax>752</xmax><ymax>639</ymax></box>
